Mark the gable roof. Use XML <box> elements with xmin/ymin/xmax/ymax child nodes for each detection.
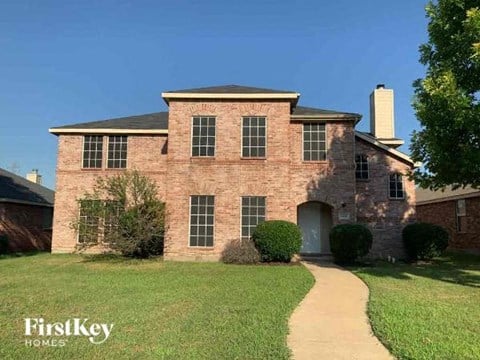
<box><xmin>292</xmin><ymin>106</ymin><xmax>360</xmax><ymax>116</ymax></box>
<box><xmin>164</xmin><ymin>84</ymin><xmax>297</xmax><ymax>94</ymax></box>
<box><xmin>49</xmin><ymin>112</ymin><xmax>168</xmax><ymax>135</ymax></box>
<box><xmin>416</xmin><ymin>185</ymin><xmax>480</xmax><ymax>205</ymax></box>
<box><xmin>0</xmin><ymin>168</ymin><xmax>55</xmax><ymax>206</ymax></box>
<box><xmin>162</xmin><ymin>84</ymin><xmax>300</xmax><ymax>105</ymax></box>
<box><xmin>291</xmin><ymin>106</ymin><xmax>362</xmax><ymax>122</ymax></box>
<box><xmin>355</xmin><ymin>131</ymin><xmax>416</xmax><ymax>166</ymax></box>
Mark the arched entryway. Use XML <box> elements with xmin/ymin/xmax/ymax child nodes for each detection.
<box><xmin>297</xmin><ymin>201</ymin><xmax>333</xmax><ymax>254</ymax></box>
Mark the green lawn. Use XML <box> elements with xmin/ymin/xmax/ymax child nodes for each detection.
<box><xmin>352</xmin><ymin>252</ymin><xmax>480</xmax><ymax>360</ymax></box>
<box><xmin>0</xmin><ymin>253</ymin><xmax>314</xmax><ymax>360</ymax></box>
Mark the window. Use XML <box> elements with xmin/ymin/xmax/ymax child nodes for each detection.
<box><xmin>241</xmin><ymin>196</ymin><xmax>266</xmax><ymax>239</ymax></box>
<box><xmin>355</xmin><ymin>154</ymin><xmax>369</xmax><ymax>179</ymax></box>
<box><xmin>303</xmin><ymin>123</ymin><xmax>326</xmax><ymax>161</ymax></box>
<box><xmin>189</xmin><ymin>196</ymin><xmax>214</xmax><ymax>247</ymax></box>
<box><xmin>104</xmin><ymin>201</ymin><xmax>123</xmax><ymax>239</ymax></box>
<box><xmin>242</xmin><ymin>116</ymin><xmax>266</xmax><ymax>158</ymax></box>
<box><xmin>78</xmin><ymin>200</ymin><xmax>101</xmax><ymax>243</ymax></box>
<box><xmin>192</xmin><ymin>116</ymin><xmax>216</xmax><ymax>157</ymax></box>
<box><xmin>83</xmin><ymin>135</ymin><xmax>103</xmax><ymax>168</ymax></box>
<box><xmin>456</xmin><ymin>199</ymin><xmax>467</xmax><ymax>232</ymax></box>
<box><xmin>389</xmin><ymin>173</ymin><xmax>404</xmax><ymax>199</ymax></box>
<box><xmin>107</xmin><ymin>136</ymin><xmax>127</xmax><ymax>168</ymax></box>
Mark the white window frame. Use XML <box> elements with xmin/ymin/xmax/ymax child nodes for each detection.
<box><xmin>355</xmin><ymin>154</ymin><xmax>369</xmax><ymax>180</ymax></box>
<box><xmin>388</xmin><ymin>173</ymin><xmax>405</xmax><ymax>199</ymax></box>
<box><xmin>240</xmin><ymin>196</ymin><xmax>266</xmax><ymax>240</ymax></box>
<box><xmin>302</xmin><ymin>122</ymin><xmax>327</xmax><ymax>162</ymax></box>
<box><xmin>191</xmin><ymin>116</ymin><xmax>216</xmax><ymax>157</ymax></box>
<box><xmin>82</xmin><ymin>135</ymin><xmax>104</xmax><ymax>169</ymax></box>
<box><xmin>241</xmin><ymin>116</ymin><xmax>267</xmax><ymax>158</ymax></box>
<box><xmin>107</xmin><ymin>135</ymin><xmax>128</xmax><ymax>169</ymax></box>
<box><xmin>188</xmin><ymin>195</ymin><xmax>215</xmax><ymax>248</ymax></box>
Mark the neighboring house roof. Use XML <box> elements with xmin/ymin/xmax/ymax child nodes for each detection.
<box><xmin>49</xmin><ymin>112</ymin><xmax>168</xmax><ymax>135</ymax></box>
<box><xmin>162</xmin><ymin>84</ymin><xmax>300</xmax><ymax>105</ymax></box>
<box><xmin>163</xmin><ymin>84</ymin><xmax>298</xmax><ymax>94</ymax></box>
<box><xmin>355</xmin><ymin>131</ymin><xmax>416</xmax><ymax>167</ymax></box>
<box><xmin>0</xmin><ymin>168</ymin><xmax>55</xmax><ymax>206</ymax></box>
<box><xmin>416</xmin><ymin>185</ymin><xmax>480</xmax><ymax>205</ymax></box>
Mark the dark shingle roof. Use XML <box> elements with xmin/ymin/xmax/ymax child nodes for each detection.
<box><xmin>0</xmin><ymin>168</ymin><xmax>55</xmax><ymax>206</ymax></box>
<box><xmin>164</xmin><ymin>84</ymin><xmax>297</xmax><ymax>94</ymax></box>
<box><xmin>50</xmin><ymin>112</ymin><xmax>168</xmax><ymax>131</ymax></box>
<box><xmin>292</xmin><ymin>106</ymin><xmax>361</xmax><ymax>118</ymax></box>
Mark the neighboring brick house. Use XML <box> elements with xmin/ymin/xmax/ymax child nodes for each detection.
<box><xmin>0</xmin><ymin>168</ymin><xmax>54</xmax><ymax>252</ymax></box>
<box><xmin>417</xmin><ymin>186</ymin><xmax>480</xmax><ymax>253</ymax></box>
<box><xmin>49</xmin><ymin>84</ymin><xmax>416</xmax><ymax>260</ymax></box>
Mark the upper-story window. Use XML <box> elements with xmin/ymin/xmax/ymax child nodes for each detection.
<box><xmin>83</xmin><ymin>135</ymin><xmax>103</xmax><ymax>169</ymax></box>
<box><xmin>242</xmin><ymin>116</ymin><xmax>266</xmax><ymax>158</ymax></box>
<box><xmin>389</xmin><ymin>173</ymin><xmax>404</xmax><ymax>199</ymax></box>
<box><xmin>107</xmin><ymin>136</ymin><xmax>128</xmax><ymax>169</ymax></box>
<box><xmin>355</xmin><ymin>154</ymin><xmax>369</xmax><ymax>180</ymax></box>
<box><xmin>303</xmin><ymin>123</ymin><xmax>326</xmax><ymax>161</ymax></box>
<box><xmin>192</xmin><ymin>116</ymin><xmax>216</xmax><ymax>157</ymax></box>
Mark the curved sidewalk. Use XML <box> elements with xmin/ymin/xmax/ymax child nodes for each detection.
<box><xmin>288</xmin><ymin>260</ymin><xmax>394</xmax><ymax>360</ymax></box>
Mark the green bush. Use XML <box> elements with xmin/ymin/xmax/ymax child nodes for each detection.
<box><xmin>329</xmin><ymin>224</ymin><xmax>372</xmax><ymax>265</ymax></box>
<box><xmin>402</xmin><ymin>222</ymin><xmax>449</xmax><ymax>260</ymax></box>
<box><xmin>0</xmin><ymin>235</ymin><xmax>8</xmax><ymax>254</ymax></box>
<box><xmin>252</xmin><ymin>220</ymin><xmax>302</xmax><ymax>263</ymax></box>
<box><xmin>221</xmin><ymin>238</ymin><xmax>260</xmax><ymax>264</ymax></box>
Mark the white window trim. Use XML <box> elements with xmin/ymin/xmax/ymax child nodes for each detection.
<box><xmin>302</xmin><ymin>122</ymin><xmax>328</xmax><ymax>162</ymax></box>
<box><xmin>239</xmin><ymin>196</ymin><xmax>267</xmax><ymax>239</ymax></box>
<box><xmin>355</xmin><ymin>154</ymin><xmax>369</xmax><ymax>180</ymax></box>
<box><xmin>107</xmin><ymin>135</ymin><xmax>128</xmax><ymax>169</ymax></box>
<box><xmin>188</xmin><ymin>195</ymin><xmax>215</xmax><ymax>248</ymax></box>
<box><xmin>190</xmin><ymin>116</ymin><xmax>217</xmax><ymax>158</ymax></box>
<box><xmin>81</xmin><ymin>135</ymin><xmax>104</xmax><ymax>169</ymax></box>
<box><xmin>388</xmin><ymin>173</ymin><xmax>405</xmax><ymax>200</ymax></box>
<box><xmin>240</xmin><ymin>116</ymin><xmax>267</xmax><ymax>159</ymax></box>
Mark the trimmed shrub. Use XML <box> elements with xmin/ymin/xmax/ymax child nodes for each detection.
<box><xmin>221</xmin><ymin>239</ymin><xmax>260</xmax><ymax>264</ymax></box>
<box><xmin>402</xmin><ymin>222</ymin><xmax>449</xmax><ymax>260</ymax></box>
<box><xmin>252</xmin><ymin>220</ymin><xmax>302</xmax><ymax>262</ymax></box>
<box><xmin>0</xmin><ymin>235</ymin><xmax>8</xmax><ymax>255</ymax></box>
<box><xmin>329</xmin><ymin>224</ymin><xmax>372</xmax><ymax>265</ymax></box>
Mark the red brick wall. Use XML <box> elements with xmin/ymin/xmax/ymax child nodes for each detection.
<box><xmin>51</xmin><ymin>100</ymin><xmax>416</xmax><ymax>260</ymax></box>
<box><xmin>0</xmin><ymin>203</ymin><xmax>52</xmax><ymax>252</ymax></box>
<box><xmin>51</xmin><ymin>134</ymin><xmax>168</xmax><ymax>252</ymax></box>
<box><xmin>417</xmin><ymin>196</ymin><xmax>480</xmax><ymax>251</ymax></box>
<box><xmin>355</xmin><ymin>138</ymin><xmax>416</xmax><ymax>258</ymax></box>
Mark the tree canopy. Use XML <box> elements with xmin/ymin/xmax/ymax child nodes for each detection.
<box><xmin>411</xmin><ymin>0</ymin><xmax>480</xmax><ymax>189</ymax></box>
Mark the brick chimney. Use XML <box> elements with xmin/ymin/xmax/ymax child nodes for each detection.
<box><xmin>26</xmin><ymin>169</ymin><xmax>42</xmax><ymax>185</ymax></box>
<box><xmin>369</xmin><ymin>84</ymin><xmax>404</xmax><ymax>148</ymax></box>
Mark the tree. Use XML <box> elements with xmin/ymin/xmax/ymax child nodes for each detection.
<box><xmin>72</xmin><ymin>170</ymin><xmax>165</xmax><ymax>258</ymax></box>
<box><xmin>411</xmin><ymin>0</ymin><xmax>480</xmax><ymax>189</ymax></box>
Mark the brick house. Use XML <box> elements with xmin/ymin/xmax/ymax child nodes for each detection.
<box><xmin>49</xmin><ymin>84</ymin><xmax>416</xmax><ymax>260</ymax></box>
<box><xmin>0</xmin><ymin>168</ymin><xmax>54</xmax><ymax>252</ymax></box>
<box><xmin>417</xmin><ymin>186</ymin><xmax>480</xmax><ymax>253</ymax></box>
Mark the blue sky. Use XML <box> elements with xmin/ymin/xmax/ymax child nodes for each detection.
<box><xmin>0</xmin><ymin>0</ymin><xmax>429</xmax><ymax>189</ymax></box>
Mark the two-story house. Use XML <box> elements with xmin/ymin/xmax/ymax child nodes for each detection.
<box><xmin>49</xmin><ymin>84</ymin><xmax>416</xmax><ymax>260</ymax></box>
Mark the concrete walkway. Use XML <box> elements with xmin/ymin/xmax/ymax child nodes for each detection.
<box><xmin>288</xmin><ymin>260</ymin><xmax>394</xmax><ymax>360</ymax></box>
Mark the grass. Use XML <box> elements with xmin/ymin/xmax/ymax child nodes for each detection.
<box><xmin>0</xmin><ymin>253</ymin><xmax>314</xmax><ymax>359</ymax></box>
<box><xmin>352</xmin><ymin>252</ymin><xmax>480</xmax><ymax>360</ymax></box>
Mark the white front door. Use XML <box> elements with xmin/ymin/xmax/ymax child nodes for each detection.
<box><xmin>298</xmin><ymin>202</ymin><xmax>332</xmax><ymax>254</ymax></box>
